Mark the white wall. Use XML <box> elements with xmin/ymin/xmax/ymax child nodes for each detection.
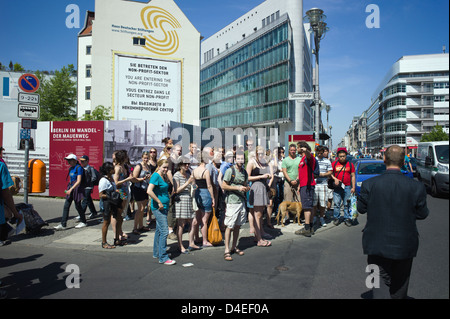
<box><xmin>91</xmin><ymin>0</ymin><xmax>201</xmax><ymax>125</ymax></box>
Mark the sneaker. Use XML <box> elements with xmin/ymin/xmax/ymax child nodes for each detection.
<box><xmin>168</xmin><ymin>232</ymin><xmax>177</xmax><ymax>241</ymax></box>
<box><xmin>54</xmin><ymin>224</ymin><xmax>67</xmax><ymax>231</ymax></box>
<box><xmin>161</xmin><ymin>259</ymin><xmax>176</xmax><ymax>266</ymax></box>
<box><xmin>333</xmin><ymin>218</ymin><xmax>340</xmax><ymax>226</ymax></box>
<box><xmin>320</xmin><ymin>217</ymin><xmax>327</xmax><ymax>227</ymax></box>
<box><xmin>295</xmin><ymin>227</ymin><xmax>311</xmax><ymax>237</ymax></box>
<box><xmin>75</xmin><ymin>222</ymin><xmax>87</xmax><ymax>229</ymax></box>
<box><xmin>88</xmin><ymin>213</ymin><xmax>98</xmax><ymax>219</ymax></box>
<box><xmin>0</xmin><ymin>240</ymin><xmax>11</xmax><ymax>247</ymax></box>
<box><xmin>344</xmin><ymin>219</ymin><xmax>353</xmax><ymax>227</ymax></box>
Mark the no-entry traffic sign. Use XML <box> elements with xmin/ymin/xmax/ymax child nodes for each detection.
<box><xmin>18</xmin><ymin>74</ymin><xmax>40</xmax><ymax>93</ymax></box>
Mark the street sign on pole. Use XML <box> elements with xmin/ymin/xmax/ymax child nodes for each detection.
<box><xmin>22</xmin><ymin>119</ymin><xmax>38</xmax><ymax>130</ymax></box>
<box><xmin>18</xmin><ymin>92</ymin><xmax>40</xmax><ymax>105</ymax></box>
<box><xmin>20</xmin><ymin>129</ymin><xmax>32</xmax><ymax>140</ymax></box>
<box><xmin>289</xmin><ymin>92</ymin><xmax>314</xmax><ymax>101</ymax></box>
<box><xmin>18</xmin><ymin>74</ymin><xmax>40</xmax><ymax>93</ymax></box>
<box><xmin>18</xmin><ymin>104</ymin><xmax>40</xmax><ymax>120</ymax></box>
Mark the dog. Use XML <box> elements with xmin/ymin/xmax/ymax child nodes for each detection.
<box><xmin>276</xmin><ymin>201</ymin><xmax>303</xmax><ymax>227</ymax></box>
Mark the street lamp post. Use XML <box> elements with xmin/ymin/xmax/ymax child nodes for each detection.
<box><xmin>305</xmin><ymin>8</ymin><xmax>329</xmax><ymax>147</ymax></box>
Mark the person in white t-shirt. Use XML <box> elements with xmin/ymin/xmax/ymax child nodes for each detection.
<box><xmin>313</xmin><ymin>145</ymin><xmax>333</xmax><ymax>227</ymax></box>
<box><xmin>98</xmin><ymin>162</ymin><xmax>118</xmax><ymax>249</ymax></box>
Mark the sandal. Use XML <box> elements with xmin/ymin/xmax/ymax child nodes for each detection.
<box><xmin>102</xmin><ymin>242</ymin><xmax>116</xmax><ymax>249</ymax></box>
<box><xmin>114</xmin><ymin>238</ymin><xmax>128</xmax><ymax>246</ymax></box>
<box><xmin>231</xmin><ymin>248</ymin><xmax>245</xmax><ymax>256</ymax></box>
<box><xmin>257</xmin><ymin>240</ymin><xmax>272</xmax><ymax>247</ymax></box>
<box><xmin>224</xmin><ymin>252</ymin><xmax>233</xmax><ymax>261</ymax></box>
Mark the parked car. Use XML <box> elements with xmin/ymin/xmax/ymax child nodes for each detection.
<box><xmin>416</xmin><ymin>141</ymin><xmax>449</xmax><ymax>197</ymax></box>
<box><xmin>355</xmin><ymin>160</ymin><xmax>386</xmax><ymax>196</ymax></box>
<box><xmin>354</xmin><ymin>159</ymin><xmax>414</xmax><ymax>195</ymax></box>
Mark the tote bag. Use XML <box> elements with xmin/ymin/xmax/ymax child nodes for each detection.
<box><xmin>208</xmin><ymin>208</ymin><xmax>223</xmax><ymax>245</ymax></box>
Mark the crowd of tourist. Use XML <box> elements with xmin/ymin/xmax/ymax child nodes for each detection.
<box><xmin>48</xmin><ymin>138</ymin><xmax>358</xmax><ymax>265</ymax></box>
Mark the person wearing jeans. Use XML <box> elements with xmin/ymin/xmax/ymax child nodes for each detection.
<box><xmin>54</xmin><ymin>154</ymin><xmax>87</xmax><ymax>230</ymax></box>
<box><xmin>147</xmin><ymin>159</ymin><xmax>175</xmax><ymax>265</ymax></box>
<box><xmin>333</xmin><ymin>185</ymin><xmax>352</xmax><ymax>224</ymax></box>
<box><xmin>331</xmin><ymin>148</ymin><xmax>355</xmax><ymax>227</ymax></box>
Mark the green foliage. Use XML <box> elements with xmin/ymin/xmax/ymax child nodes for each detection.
<box><xmin>421</xmin><ymin>124</ymin><xmax>449</xmax><ymax>142</ymax></box>
<box><xmin>80</xmin><ymin>105</ymin><xmax>112</xmax><ymax>121</ymax></box>
<box><xmin>35</xmin><ymin>65</ymin><xmax>77</xmax><ymax>121</ymax></box>
<box><xmin>13</xmin><ymin>63</ymin><xmax>24</xmax><ymax>72</ymax></box>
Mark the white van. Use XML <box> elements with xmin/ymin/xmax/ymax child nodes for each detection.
<box><xmin>416</xmin><ymin>141</ymin><xmax>449</xmax><ymax>197</ymax></box>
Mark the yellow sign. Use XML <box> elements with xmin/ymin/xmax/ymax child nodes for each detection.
<box><xmin>141</xmin><ymin>6</ymin><xmax>181</xmax><ymax>56</ymax></box>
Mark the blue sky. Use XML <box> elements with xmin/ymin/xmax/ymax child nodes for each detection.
<box><xmin>1</xmin><ymin>0</ymin><xmax>448</xmax><ymax>148</ymax></box>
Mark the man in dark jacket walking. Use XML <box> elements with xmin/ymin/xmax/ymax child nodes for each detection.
<box><xmin>357</xmin><ymin>145</ymin><xmax>429</xmax><ymax>299</ymax></box>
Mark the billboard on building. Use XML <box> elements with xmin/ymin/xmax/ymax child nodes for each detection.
<box><xmin>113</xmin><ymin>54</ymin><xmax>182</xmax><ymax>122</ymax></box>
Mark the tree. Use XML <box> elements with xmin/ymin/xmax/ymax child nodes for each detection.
<box><xmin>13</xmin><ymin>63</ymin><xmax>24</xmax><ymax>72</ymax></box>
<box><xmin>421</xmin><ymin>124</ymin><xmax>449</xmax><ymax>142</ymax></box>
<box><xmin>80</xmin><ymin>105</ymin><xmax>112</xmax><ymax>121</ymax></box>
<box><xmin>35</xmin><ymin>65</ymin><xmax>77</xmax><ymax>121</ymax></box>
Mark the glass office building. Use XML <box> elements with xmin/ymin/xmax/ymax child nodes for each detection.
<box><xmin>200</xmin><ymin>0</ymin><xmax>314</xmax><ymax>144</ymax></box>
<box><xmin>366</xmin><ymin>53</ymin><xmax>449</xmax><ymax>153</ymax></box>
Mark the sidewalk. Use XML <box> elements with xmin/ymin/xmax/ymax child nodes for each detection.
<box><xmin>9</xmin><ymin>195</ymin><xmax>340</xmax><ymax>254</ymax></box>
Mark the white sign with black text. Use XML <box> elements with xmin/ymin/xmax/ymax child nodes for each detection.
<box><xmin>114</xmin><ymin>55</ymin><xmax>181</xmax><ymax>122</ymax></box>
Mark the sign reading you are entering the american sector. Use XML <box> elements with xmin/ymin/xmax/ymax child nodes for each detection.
<box><xmin>114</xmin><ymin>55</ymin><xmax>181</xmax><ymax>122</ymax></box>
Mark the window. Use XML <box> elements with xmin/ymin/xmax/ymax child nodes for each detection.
<box><xmin>85</xmin><ymin>86</ymin><xmax>91</xmax><ymax>100</ymax></box>
<box><xmin>434</xmin><ymin>82</ymin><xmax>449</xmax><ymax>89</ymax></box>
<box><xmin>86</xmin><ymin>46</ymin><xmax>92</xmax><ymax>55</ymax></box>
<box><xmin>133</xmin><ymin>37</ymin><xmax>146</xmax><ymax>46</ymax></box>
<box><xmin>86</xmin><ymin>65</ymin><xmax>92</xmax><ymax>78</ymax></box>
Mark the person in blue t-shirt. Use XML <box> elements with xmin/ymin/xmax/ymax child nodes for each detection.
<box><xmin>54</xmin><ymin>154</ymin><xmax>87</xmax><ymax>231</ymax></box>
<box><xmin>147</xmin><ymin>159</ymin><xmax>175</xmax><ymax>266</ymax></box>
<box><xmin>1</xmin><ymin>161</ymin><xmax>23</xmax><ymax>245</ymax></box>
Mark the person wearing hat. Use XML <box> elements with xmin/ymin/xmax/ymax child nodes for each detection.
<box><xmin>330</xmin><ymin>147</ymin><xmax>355</xmax><ymax>226</ymax></box>
<box><xmin>80</xmin><ymin>155</ymin><xmax>99</xmax><ymax>219</ymax></box>
<box><xmin>54</xmin><ymin>154</ymin><xmax>87</xmax><ymax>230</ymax></box>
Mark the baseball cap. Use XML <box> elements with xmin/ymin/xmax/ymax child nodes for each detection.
<box><xmin>225</xmin><ymin>151</ymin><xmax>234</xmax><ymax>157</ymax></box>
<box><xmin>80</xmin><ymin>155</ymin><xmax>89</xmax><ymax>161</ymax></box>
<box><xmin>65</xmin><ymin>154</ymin><xmax>77</xmax><ymax>161</ymax></box>
<box><xmin>336</xmin><ymin>147</ymin><xmax>348</xmax><ymax>155</ymax></box>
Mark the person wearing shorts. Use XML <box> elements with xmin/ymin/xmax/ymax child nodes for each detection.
<box><xmin>295</xmin><ymin>142</ymin><xmax>317</xmax><ymax>237</ymax></box>
<box><xmin>313</xmin><ymin>146</ymin><xmax>333</xmax><ymax>227</ymax></box>
<box><xmin>222</xmin><ymin>151</ymin><xmax>250</xmax><ymax>261</ymax></box>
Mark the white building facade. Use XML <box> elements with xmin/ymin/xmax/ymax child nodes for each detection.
<box><xmin>199</xmin><ymin>0</ymin><xmax>314</xmax><ymax>144</ymax></box>
<box><xmin>77</xmin><ymin>0</ymin><xmax>201</xmax><ymax>125</ymax></box>
<box><xmin>366</xmin><ymin>53</ymin><xmax>449</xmax><ymax>153</ymax></box>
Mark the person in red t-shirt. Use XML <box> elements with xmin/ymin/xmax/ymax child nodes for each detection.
<box><xmin>331</xmin><ymin>148</ymin><xmax>355</xmax><ymax>226</ymax></box>
<box><xmin>295</xmin><ymin>142</ymin><xmax>317</xmax><ymax>237</ymax></box>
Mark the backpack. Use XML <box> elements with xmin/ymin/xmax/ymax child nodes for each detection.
<box><xmin>91</xmin><ymin>167</ymin><xmax>101</xmax><ymax>186</ymax></box>
<box><xmin>83</xmin><ymin>166</ymin><xmax>101</xmax><ymax>187</ymax></box>
<box><xmin>224</xmin><ymin>166</ymin><xmax>248</xmax><ymax>202</ymax></box>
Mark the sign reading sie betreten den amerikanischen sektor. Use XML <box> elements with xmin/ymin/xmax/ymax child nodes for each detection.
<box><xmin>114</xmin><ymin>55</ymin><xmax>181</xmax><ymax>122</ymax></box>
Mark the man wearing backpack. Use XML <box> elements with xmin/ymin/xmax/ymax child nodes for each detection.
<box><xmin>331</xmin><ymin>148</ymin><xmax>356</xmax><ymax>227</ymax></box>
<box><xmin>54</xmin><ymin>154</ymin><xmax>87</xmax><ymax>230</ymax></box>
<box><xmin>80</xmin><ymin>155</ymin><xmax>99</xmax><ymax>219</ymax></box>
<box><xmin>222</xmin><ymin>151</ymin><xmax>250</xmax><ymax>261</ymax></box>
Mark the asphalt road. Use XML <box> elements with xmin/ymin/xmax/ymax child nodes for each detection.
<box><xmin>0</xmin><ymin>193</ymin><xmax>448</xmax><ymax>304</ymax></box>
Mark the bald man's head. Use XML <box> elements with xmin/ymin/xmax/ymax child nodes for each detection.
<box><xmin>384</xmin><ymin>145</ymin><xmax>405</xmax><ymax>168</ymax></box>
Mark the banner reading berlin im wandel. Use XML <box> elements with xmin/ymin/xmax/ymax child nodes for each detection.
<box><xmin>49</xmin><ymin>121</ymin><xmax>104</xmax><ymax>199</ymax></box>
